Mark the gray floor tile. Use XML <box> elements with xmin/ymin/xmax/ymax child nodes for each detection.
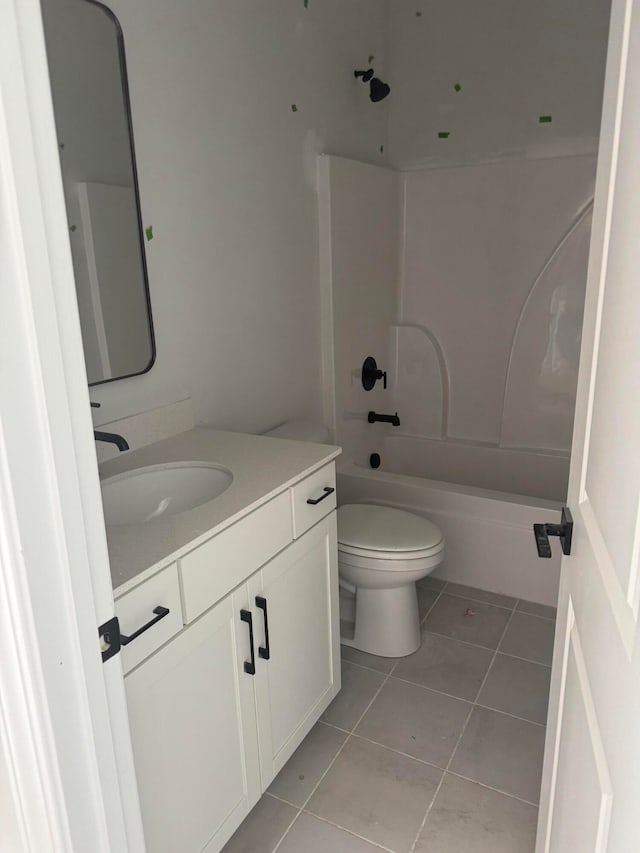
<box><xmin>477</xmin><ymin>654</ymin><xmax>551</xmax><ymax>724</ymax></box>
<box><xmin>307</xmin><ymin>737</ymin><xmax>442</xmax><ymax>853</ymax></box>
<box><xmin>222</xmin><ymin>794</ymin><xmax>296</xmax><ymax>853</ymax></box>
<box><xmin>394</xmin><ymin>631</ymin><xmax>494</xmax><ymax>701</ymax></box>
<box><xmin>445</xmin><ymin>582</ymin><xmax>516</xmax><ymax>610</ymax></box>
<box><xmin>516</xmin><ymin>599</ymin><xmax>557</xmax><ymax>621</ymax></box>
<box><xmin>341</xmin><ymin>644</ymin><xmax>399</xmax><ymax>675</ymax></box>
<box><xmin>356</xmin><ymin>677</ymin><xmax>471</xmax><ymax>767</ymax></box>
<box><xmin>268</xmin><ymin>722</ymin><xmax>347</xmax><ymax>806</ymax></box>
<box><xmin>423</xmin><ymin>594</ymin><xmax>512</xmax><ymax>649</ymax></box>
<box><xmin>321</xmin><ymin>662</ymin><xmax>385</xmax><ymax>730</ymax></box>
<box><xmin>417</xmin><ymin>575</ymin><xmax>447</xmax><ymax>592</ymax></box>
<box><xmin>450</xmin><ymin>707</ymin><xmax>546</xmax><ymax>803</ymax></box>
<box><xmin>415</xmin><ymin>774</ymin><xmax>537</xmax><ymax>853</ymax></box>
<box><xmin>279</xmin><ymin>813</ymin><xmax>382</xmax><ymax>852</ymax></box>
<box><xmin>500</xmin><ymin>612</ymin><xmax>556</xmax><ymax>665</ymax></box>
<box><xmin>418</xmin><ymin>585</ymin><xmax>440</xmax><ymax>620</ymax></box>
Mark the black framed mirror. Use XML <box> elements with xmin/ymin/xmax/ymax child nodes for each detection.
<box><xmin>41</xmin><ymin>0</ymin><xmax>155</xmax><ymax>385</ymax></box>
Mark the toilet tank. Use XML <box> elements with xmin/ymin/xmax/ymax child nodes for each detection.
<box><xmin>263</xmin><ymin>420</ymin><xmax>330</xmax><ymax>443</ymax></box>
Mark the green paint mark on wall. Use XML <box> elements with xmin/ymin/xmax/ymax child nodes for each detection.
<box><xmin>438</xmin><ymin>131</ymin><xmax>450</xmax><ymax>139</ymax></box>
<box><xmin>368</xmin><ymin>54</ymin><xmax>375</xmax><ymax>64</ymax></box>
<box><xmin>145</xmin><ymin>226</ymin><xmax>153</xmax><ymax>241</ymax></box>
<box><xmin>304</xmin><ymin>0</ymin><xmax>309</xmax><ymax>8</ymax></box>
<box><xmin>291</xmin><ymin>104</ymin><xmax>298</xmax><ymax>113</ymax></box>
<box><xmin>380</xmin><ymin>144</ymin><xmax>384</xmax><ymax>153</ymax></box>
<box><xmin>416</xmin><ymin>10</ymin><xmax>423</xmax><ymax>17</ymax></box>
<box><xmin>69</xmin><ymin>224</ymin><xmax>77</xmax><ymax>232</ymax></box>
<box><xmin>539</xmin><ymin>115</ymin><xmax>552</xmax><ymax>123</ymax></box>
<box><xmin>454</xmin><ymin>83</ymin><xmax>462</xmax><ymax>92</ymax></box>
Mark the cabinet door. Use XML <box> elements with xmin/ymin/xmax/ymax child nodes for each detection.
<box><xmin>250</xmin><ymin>512</ymin><xmax>340</xmax><ymax>787</ymax></box>
<box><xmin>125</xmin><ymin>586</ymin><xmax>260</xmax><ymax>853</ymax></box>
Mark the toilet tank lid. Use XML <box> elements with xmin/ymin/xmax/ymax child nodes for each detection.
<box><xmin>263</xmin><ymin>421</ymin><xmax>330</xmax><ymax>443</ymax></box>
<box><xmin>338</xmin><ymin>504</ymin><xmax>443</xmax><ymax>553</ymax></box>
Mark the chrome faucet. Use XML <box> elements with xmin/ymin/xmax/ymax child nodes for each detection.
<box><xmin>91</xmin><ymin>401</ymin><xmax>129</xmax><ymax>451</ymax></box>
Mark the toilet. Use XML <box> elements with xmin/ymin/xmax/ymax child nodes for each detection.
<box><xmin>263</xmin><ymin>421</ymin><xmax>445</xmax><ymax>658</ymax></box>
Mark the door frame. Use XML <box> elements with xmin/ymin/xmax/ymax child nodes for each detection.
<box><xmin>0</xmin><ymin>1</ymin><xmax>143</xmax><ymax>850</ymax></box>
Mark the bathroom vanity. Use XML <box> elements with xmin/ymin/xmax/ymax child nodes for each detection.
<box><xmin>102</xmin><ymin>428</ymin><xmax>341</xmax><ymax>853</ymax></box>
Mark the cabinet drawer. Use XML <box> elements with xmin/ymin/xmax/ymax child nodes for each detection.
<box><xmin>180</xmin><ymin>490</ymin><xmax>292</xmax><ymax>623</ymax></box>
<box><xmin>116</xmin><ymin>564</ymin><xmax>182</xmax><ymax>675</ymax></box>
<box><xmin>291</xmin><ymin>463</ymin><xmax>337</xmax><ymax>538</ymax></box>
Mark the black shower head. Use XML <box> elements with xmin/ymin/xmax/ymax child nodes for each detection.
<box><xmin>369</xmin><ymin>77</ymin><xmax>391</xmax><ymax>102</ymax></box>
<box><xmin>354</xmin><ymin>68</ymin><xmax>391</xmax><ymax>102</ymax></box>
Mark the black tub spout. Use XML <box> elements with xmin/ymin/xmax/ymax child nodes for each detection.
<box><xmin>367</xmin><ymin>411</ymin><xmax>400</xmax><ymax>427</ymax></box>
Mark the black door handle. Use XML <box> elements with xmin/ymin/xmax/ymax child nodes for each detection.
<box><xmin>256</xmin><ymin>596</ymin><xmax>270</xmax><ymax>660</ymax></box>
<box><xmin>240</xmin><ymin>609</ymin><xmax>256</xmax><ymax>674</ymax></box>
<box><xmin>306</xmin><ymin>486</ymin><xmax>335</xmax><ymax>505</ymax></box>
<box><xmin>533</xmin><ymin>507</ymin><xmax>573</xmax><ymax>558</ymax></box>
<box><xmin>120</xmin><ymin>606</ymin><xmax>170</xmax><ymax>646</ymax></box>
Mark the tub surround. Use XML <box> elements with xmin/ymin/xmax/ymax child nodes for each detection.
<box><xmin>101</xmin><ymin>427</ymin><xmax>340</xmax><ymax>594</ymax></box>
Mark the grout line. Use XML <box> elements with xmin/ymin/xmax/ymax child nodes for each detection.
<box><xmin>317</xmin><ymin>720</ymin><xmax>351</xmax><ymax>735</ymax></box>
<box><xmin>409</xmin><ymin>597</ymin><xmax>519</xmax><ymax>852</ymax></box>
<box><xmin>420</xmin><ymin>626</ymin><xmax>503</xmax><ymax>653</ymax></box>
<box><xmin>264</xmin><ymin>791</ymin><xmax>301</xmax><ymax>809</ymax></box>
<box><xmin>340</xmin><ymin>657</ymin><xmax>396</xmax><ymax>677</ymax></box>
<box><xmin>472</xmin><ymin>702</ymin><xmax>547</xmax><ymax>728</ymax></box>
<box><xmin>493</xmin><ymin>649</ymin><xmax>553</xmax><ymax>668</ymax></box>
<box><xmin>439</xmin><ymin>589</ymin><xmax>516</xmax><ymax>612</ymax></box>
<box><xmin>419</xmin><ymin>586</ymin><xmax>444</xmax><ymax>626</ymax></box>
<box><xmin>514</xmin><ymin>602</ymin><xmax>557</xmax><ymax>622</ymax></box>
<box><xmin>348</xmin><ymin>731</ymin><xmax>449</xmax><ymax>772</ymax></box>
<box><xmin>299</xmin><ymin>812</ymin><xmax>397</xmax><ymax>852</ymax></box>
<box><xmin>444</xmin><ymin>770</ymin><xmax>541</xmax><ymax>807</ymax></box>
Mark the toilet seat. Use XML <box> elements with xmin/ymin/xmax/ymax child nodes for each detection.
<box><xmin>337</xmin><ymin>504</ymin><xmax>443</xmax><ymax>565</ymax></box>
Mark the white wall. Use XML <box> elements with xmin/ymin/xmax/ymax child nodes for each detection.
<box><xmin>388</xmin><ymin>0</ymin><xmax>611</xmax><ymax>168</ymax></box>
<box><xmin>88</xmin><ymin>0</ymin><xmax>390</xmax><ymax>432</ymax></box>
<box><xmin>319</xmin><ymin>155</ymin><xmax>399</xmax><ymax>463</ymax></box>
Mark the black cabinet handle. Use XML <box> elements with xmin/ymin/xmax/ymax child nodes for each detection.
<box><xmin>240</xmin><ymin>609</ymin><xmax>256</xmax><ymax>675</ymax></box>
<box><xmin>120</xmin><ymin>606</ymin><xmax>170</xmax><ymax>646</ymax></box>
<box><xmin>306</xmin><ymin>486</ymin><xmax>335</xmax><ymax>506</ymax></box>
<box><xmin>255</xmin><ymin>596</ymin><xmax>270</xmax><ymax>660</ymax></box>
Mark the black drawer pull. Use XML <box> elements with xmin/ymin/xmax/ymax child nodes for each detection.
<box><xmin>120</xmin><ymin>606</ymin><xmax>170</xmax><ymax>646</ymax></box>
<box><xmin>256</xmin><ymin>596</ymin><xmax>270</xmax><ymax>660</ymax></box>
<box><xmin>240</xmin><ymin>609</ymin><xmax>256</xmax><ymax>675</ymax></box>
<box><xmin>306</xmin><ymin>486</ymin><xmax>335</xmax><ymax>506</ymax></box>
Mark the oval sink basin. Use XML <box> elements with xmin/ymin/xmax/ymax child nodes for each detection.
<box><xmin>101</xmin><ymin>462</ymin><xmax>233</xmax><ymax>526</ymax></box>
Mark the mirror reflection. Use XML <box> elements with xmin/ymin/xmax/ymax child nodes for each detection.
<box><xmin>41</xmin><ymin>0</ymin><xmax>155</xmax><ymax>385</ymax></box>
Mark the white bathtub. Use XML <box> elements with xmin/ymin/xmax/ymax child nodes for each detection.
<box><xmin>337</xmin><ymin>458</ymin><xmax>562</xmax><ymax>607</ymax></box>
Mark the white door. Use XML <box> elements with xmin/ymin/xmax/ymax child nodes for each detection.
<box><xmin>250</xmin><ymin>514</ymin><xmax>341</xmax><ymax>788</ymax></box>
<box><xmin>537</xmin><ymin>1</ymin><xmax>640</xmax><ymax>850</ymax></box>
<box><xmin>125</xmin><ymin>587</ymin><xmax>261</xmax><ymax>853</ymax></box>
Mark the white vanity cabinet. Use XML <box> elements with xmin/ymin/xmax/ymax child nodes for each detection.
<box><xmin>117</xmin><ymin>461</ymin><xmax>340</xmax><ymax>853</ymax></box>
<box><xmin>250</xmin><ymin>512</ymin><xmax>339</xmax><ymax>788</ymax></box>
<box><xmin>124</xmin><ymin>585</ymin><xmax>261</xmax><ymax>853</ymax></box>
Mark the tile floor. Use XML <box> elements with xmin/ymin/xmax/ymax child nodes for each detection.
<box><xmin>223</xmin><ymin>578</ymin><xmax>556</xmax><ymax>853</ymax></box>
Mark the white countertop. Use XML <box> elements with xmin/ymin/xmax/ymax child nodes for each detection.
<box><xmin>100</xmin><ymin>428</ymin><xmax>341</xmax><ymax>596</ymax></box>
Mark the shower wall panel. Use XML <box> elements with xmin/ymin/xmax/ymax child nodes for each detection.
<box><xmin>399</xmin><ymin>156</ymin><xmax>596</xmax><ymax>452</ymax></box>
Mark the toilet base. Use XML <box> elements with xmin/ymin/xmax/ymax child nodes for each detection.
<box><xmin>341</xmin><ymin>583</ymin><xmax>421</xmax><ymax>658</ymax></box>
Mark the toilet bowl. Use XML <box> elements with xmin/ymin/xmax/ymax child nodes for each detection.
<box><xmin>262</xmin><ymin>422</ymin><xmax>445</xmax><ymax>658</ymax></box>
<box><xmin>338</xmin><ymin>504</ymin><xmax>444</xmax><ymax>657</ymax></box>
